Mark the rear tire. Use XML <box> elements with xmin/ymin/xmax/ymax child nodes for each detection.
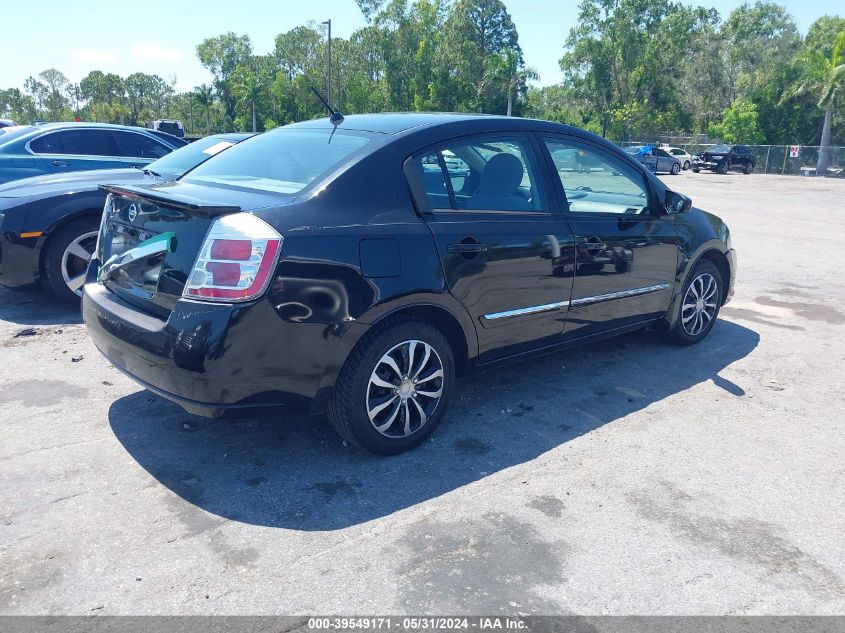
<box><xmin>328</xmin><ymin>317</ymin><xmax>455</xmax><ymax>455</ymax></box>
<box><xmin>43</xmin><ymin>218</ymin><xmax>99</xmax><ymax>304</ymax></box>
<box><xmin>670</xmin><ymin>162</ymin><xmax>681</xmax><ymax>175</ymax></box>
<box><xmin>665</xmin><ymin>260</ymin><xmax>723</xmax><ymax>346</ymax></box>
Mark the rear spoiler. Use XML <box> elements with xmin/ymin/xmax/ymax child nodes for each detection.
<box><xmin>99</xmin><ymin>184</ymin><xmax>240</xmax><ymax>216</ymax></box>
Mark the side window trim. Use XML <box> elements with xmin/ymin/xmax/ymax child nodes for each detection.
<box><xmin>540</xmin><ymin>134</ymin><xmax>659</xmax><ymax>217</ymax></box>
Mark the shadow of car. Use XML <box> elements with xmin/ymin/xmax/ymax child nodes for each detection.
<box><xmin>108</xmin><ymin>319</ymin><xmax>758</xmax><ymax>531</ymax></box>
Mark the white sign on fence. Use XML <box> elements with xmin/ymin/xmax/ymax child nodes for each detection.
<box><xmin>789</xmin><ymin>145</ymin><xmax>801</xmax><ymax>158</ymax></box>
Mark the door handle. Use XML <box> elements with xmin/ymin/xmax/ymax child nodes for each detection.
<box><xmin>448</xmin><ymin>242</ymin><xmax>487</xmax><ymax>253</ymax></box>
<box><xmin>52</xmin><ymin>160</ymin><xmax>70</xmax><ymax>167</ymax></box>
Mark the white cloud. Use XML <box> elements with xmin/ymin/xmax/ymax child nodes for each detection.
<box><xmin>72</xmin><ymin>49</ymin><xmax>118</xmax><ymax>64</ymax></box>
<box><xmin>132</xmin><ymin>43</ymin><xmax>183</xmax><ymax>63</ymax></box>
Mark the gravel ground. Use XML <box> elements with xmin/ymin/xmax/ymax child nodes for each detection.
<box><xmin>1</xmin><ymin>171</ymin><xmax>843</xmax><ymax>615</ymax></box>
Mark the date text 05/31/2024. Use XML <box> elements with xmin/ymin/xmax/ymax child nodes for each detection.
<box><xmin>307</xmin><ymin>617</ymin><xmax>528</xmax><ymax>630</ymax></box>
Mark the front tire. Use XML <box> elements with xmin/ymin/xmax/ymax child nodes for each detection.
<box><xmin>683</xmin><ymin>160</ymin><xmax>690</xmax><ymax>170</ymax></box>
<box><xmin>666</xmin><ymin>260</ymin><xmax>723</xmax><ymax>345</ymax></box>
<box><xmin>692</xmin><ymin>167</ymin><xmax>700</xmax><ymax>173</ymax></box>
<box><xmin>328</xmin><ymin>317</ymin><xmax>455</xmax><ymax>455</ymax></box>
<box><xmin>43</xmin><ymin>218</ymin><xmax>99</xmax><ymax>304</ymax></box>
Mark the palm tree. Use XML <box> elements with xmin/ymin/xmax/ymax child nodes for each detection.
<box><xmin>194</xmin><ymin>84</ymin><xmax>214</xmax><ymax>135</ymax></box>
<box><xmin>490</xmin><ymin>51</ymin><xmax>540</xmax><ymax>117</ymax></box>
<box><xmin>232</xmin><ymin>70</ymin><xmax>259</xmax><ymax>133</ymax></box>
<box><xmin>784</xmin><ymin>31</ymin><xmax>845</xmax><ymax>173</ymax></box>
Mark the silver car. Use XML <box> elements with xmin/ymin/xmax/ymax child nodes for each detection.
<box><xmin>623</xmin><ymin>145</ymin><xmax>682</xmax><ymax>175</ymax></box>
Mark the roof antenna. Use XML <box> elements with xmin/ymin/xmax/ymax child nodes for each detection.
<box><xmin>310</xmin><ymin>86</ymin><xmax>344</xmax><ymax>126</ymax></box>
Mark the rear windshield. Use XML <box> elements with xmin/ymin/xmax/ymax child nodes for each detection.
<box><xmin>183</xmin><ymin>128</ymin><xmax>371</xmax><ymax>195</ymax></box>
<box><xmin>146</xmin><ymin>135</ymin><xmax>240</xmax><ymax>178</ymax></box>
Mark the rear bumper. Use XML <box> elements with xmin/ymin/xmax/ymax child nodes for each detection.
<box><xmin>82</xmin><ymin>262</ymin><xmax>338</xmax><ymax>417</ymax></box>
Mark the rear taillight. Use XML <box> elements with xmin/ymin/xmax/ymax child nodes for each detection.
<box><xmin>183</xmin><ymin>213</ymin><xmax>281</xmax><ymax>302</ymax></box>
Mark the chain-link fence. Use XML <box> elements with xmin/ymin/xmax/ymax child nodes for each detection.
<box><xmin>616</xmin><ymin>142</ymin><xmax>845</xmax><ymax>176</ymax></box>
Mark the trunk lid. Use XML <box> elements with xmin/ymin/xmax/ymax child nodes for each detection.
<box><xmin>96</xmin><ymin>181</ymin><xmax>287</xmax><ymax>316</ymax></box>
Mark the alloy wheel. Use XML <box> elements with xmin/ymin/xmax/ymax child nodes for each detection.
<box><xmin>61</xmin><ymin>231</ymin><xmax>98</xmax><ymax>297</ymax></box>
<box><xmin>366</xmin><ymin>339</ymin><xmax>444</xmax><ymax>438</ymax></box>
<box><xmin>681</xmin><ymin>273</ymin><xmax>719</xmax><ymax>336</ymax></box>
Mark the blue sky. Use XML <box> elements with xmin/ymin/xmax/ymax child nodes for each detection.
<box><xmin>0</xmin><ymin>0</ymin><xmax>835</xmax><ymax>93</ymax></box>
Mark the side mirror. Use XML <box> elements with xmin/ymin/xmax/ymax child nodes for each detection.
<box><xmin>665</xmin><ymin>190</ymin><xmax>692</xmax><ymax>214</ymax></box>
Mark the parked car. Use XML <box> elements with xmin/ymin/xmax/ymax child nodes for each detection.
<box><xmin>0</xmin><ymin>134</ymin><xmax>250</xmax><ymax>302</ymax></box>
<box><xmin>550</xmin><ymin>147</ymin><xmax>604</xmax><ymax>172</ymax></box>
<box><xmin>82</xmin><ymin>113</ymin><xmax>735</xmax><ymax>455</ymax></box>
<box><xmin>622</xmin><ymin>145</ymin><xmax>682</xmax><ymax>174</ymax></box>
<box><xmin>151</xmin><ymin>119</ymin><xmax>185</xmax><ymax>138</ymax></box>
<box><xmin>0</xmin><ymin>122</ymin><xmax>186</xmax><ymax>185</ymax></box>
<box><xmin>692</xmin><ymin>145</ymin><xmax>755</xmax><ymax>174</ymax></box>
<box><xmin>660</xmin><ymin>145</ymin><xmax>693</xmax><ymax>170</ymax></box>
<box><xmin>0</xmin><ymin>118</ymin><xmax>17</xmax><ymax>128</ymax></box>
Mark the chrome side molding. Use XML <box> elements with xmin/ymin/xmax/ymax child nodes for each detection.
<box><xmin>481</xmin><ymin>283</ymin><xmax>671</xmax><ymax>321</ymax></box>
<box><xmin>482</xmin><ymin>300</ymin><xmax>569</xmax><ymax>321</ymax></box>
<box><xmin>570</xmin><ymin>283</ymin><xmax>671</xmax><ymax>308</ymax></box>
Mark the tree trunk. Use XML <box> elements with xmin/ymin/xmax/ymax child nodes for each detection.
<box><xmin>252</xmin><ymin>100</ymin><xmax>257</xmax><ymax>133</ymax></box>
<box><xmin>816</xmin><ymin>102</ymin><xmax>833</xmax><ymax>173</ymax></box>
<box><xmin>206</xmin><ymin>108</ymin><xmax>210</xmax><ymax>135</ymax></box>
<box><xmin>506</xmin><ymin>86</ymin><xmax>513</xmax><ymax>117</ymax></box>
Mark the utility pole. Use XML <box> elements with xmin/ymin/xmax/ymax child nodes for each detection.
<box><xmin>322</xmin><ymin>19</ymin><xmax>332</xmax><ymax>107</ymax></box>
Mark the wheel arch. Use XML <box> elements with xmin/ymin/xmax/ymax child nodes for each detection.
<box><xmin>661</xmin><ymin>243</ymin><xmax>732</xmax><ymax>332</ymax></box>
<box><xmin>696</xmin><ymin>248</ymin><xmax>731</xmax><ymax>305</ymax></box>
<box><xmin>371</xmin><ymin>303</ymin><xmax>472</xmax><ymax>376</ymax></box>
<box><xmin>309</xmin><ymin>298</ymin><xmax>478</xmax><ymax>416</ymax></box>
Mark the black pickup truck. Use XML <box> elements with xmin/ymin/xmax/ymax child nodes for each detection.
<box><xmin>692</xmin><ymin>145</ymin><xmax>755</xmax><ymax>174</ymax></box>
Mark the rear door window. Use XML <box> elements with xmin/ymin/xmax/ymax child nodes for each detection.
<box><xmin>409</xmin><ymin>136</ymin><xmax>547</xmax><ymax>213</ymax></box>
<box><xmin>111</xmin><ymin>131</ymin><xmax>172</xmax><ymax>159</ymax></box>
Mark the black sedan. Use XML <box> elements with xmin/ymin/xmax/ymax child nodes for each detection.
<box><xmin>0</xmin><ymin>134</ymin><xmax>250</xmax><ymax>302</ymax></box>
<box><xmin>82</xmin><ymin>114</ymin><xmax>736</xmax><ymax>455</ymax></box>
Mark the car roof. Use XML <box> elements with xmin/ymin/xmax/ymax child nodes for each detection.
<box><xmin>286</xmin><ymin>112</ymin><xmax>581</xmax><ymax>136</ymax></box>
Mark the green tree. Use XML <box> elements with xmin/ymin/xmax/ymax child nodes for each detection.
<box><xmin>195</xmin><ymin>84</ymin><xmax>214</xmax><ymax>134</ymax></box>
<box><xmin>721</xmin><ymin>2</ymin><xmax>800</xmax><ymax>102</ymax></box>
<box><xmin>561</xmin><ymin>0</ymin><xmax>718</xmax><ymax>138</ymax></box>
<box><xmin>439</xmin><ymin>0</ymin><xmax>522</xmax><ymax>113</ymax></box>
<box><xmin>38</xmin><ymin>68</ymin><xmax>70</xmax><ymax>120</ymax></box>
<box><xmin>708</xmin><ymin>97</ymin><xmax>765</xmax><ymax>143</ymax></box>
<box><xmin>196</xmin><ymin>33</ymin><xmax>253</xmax><ymax>125</ymax></box>
<box><xmin>0</xmin><ymin>88</ymin><xmax>36</xmax><ymax>123</ymax></box>
<box><xmin>783</xmin><ymin>30</ymin><xmax>845</xmax><ymax>171</ymax></box>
